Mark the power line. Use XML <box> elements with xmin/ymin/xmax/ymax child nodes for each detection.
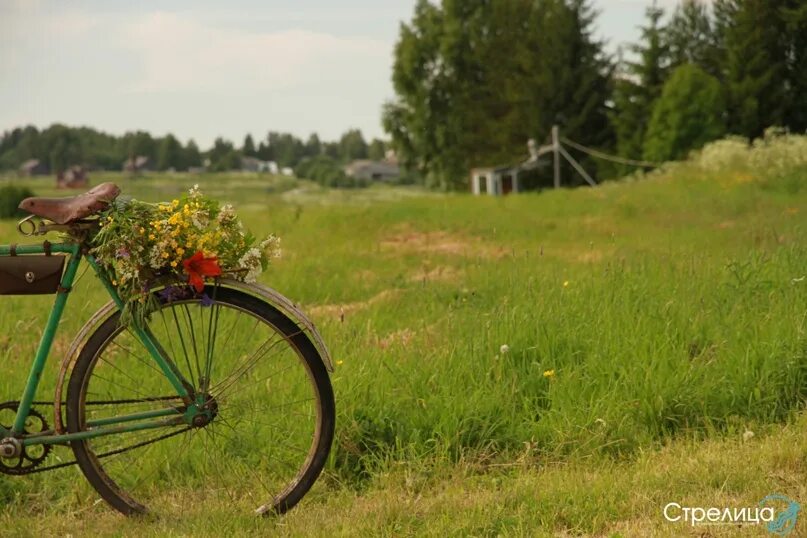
<box><xmin>560</xmin><ymin>136</ymin><xmax>660</xmax><ymax>168</ymax></box>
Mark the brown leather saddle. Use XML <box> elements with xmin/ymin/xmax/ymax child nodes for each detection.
<box><xmin>18</xmin><ymin>183</ymin><xmax>121</xmax><ymax>225</ymax></box>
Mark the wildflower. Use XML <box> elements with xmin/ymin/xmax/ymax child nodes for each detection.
<box><xmin>500</xmin><ymin>344</ymin><xmax>510</xmax><ymax>355</ymax></box>
<box><xmin>162</xmin><ymin>252</ymin><xmax>170</xmax><ymax>259</ymax></box>
<box><xmin>743</xmin><ymin>430</ymin><xmax>755</xmax><ymax>442</ymax></box>
<box><xmin>148</xmin><ymin>234</ymin><xmax>156</xmax><ymax>240</ymax></box>
<box><xmin>139</xmin><ymin>227</ymin><xmax>145</xmax><ymax>235</ymax></box>
<box><xmin>336</xmin><ymin>360</ymin><xmax>344</xmax><ymax>366</ymax></box>
<box><xmin>176</xmin><ymin>247</ymin><xmax>185</xmax><ymax>256</ymax></box>
<box><xmin>543</xmin><ymin>369</ymin><xmax>555</xmax><ymax>379</ymax></box>
<box><xmin>199</xmin><ymin>293</ymin><xmax>215</xmax><ymax>307</ymax></box>
<box><xmin>563</xmin><ymin>281</ymin><xmax>570</xmax><ymax>288</ymax></box>
<box><xmin>170</xmin><ymin>261</ymin><xmax>178</xmax><ymax>268</ymax></box>
<box><xmin>183</xmin><ymin>251</ymin><xmax>222</xmax><ymax>293</ymax></box>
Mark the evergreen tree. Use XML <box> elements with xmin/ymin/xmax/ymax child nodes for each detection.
<box><xmin>723</xmin><ymin>0</ymin><xmax>789</xmax><ymax>138</ymax></box>
<box><xmin>667</xmin><ymin>0</ymin><xmax>719</xmax><ymax>76</ymax></box>
<box><xmin>242</xmin><ymin>134</ymin><xmax>256</xmax><ymax>157</ymax></box>
<box><xmin>783</xmin><ymin>0</ymin><xmax>807</xmax><ymax>132</ymax></box>
<box><xmin>610</xmin><ymin>3</ymin><xmax>669</xmax><ymax>165</ymax></box>
<box><xmin>643</xmin><ymin>63</ymin><xmax>725</xmax><ymax>162</ymax></box>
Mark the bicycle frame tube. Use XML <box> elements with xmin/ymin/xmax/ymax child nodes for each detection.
<box><xmin>1</xmin><ymin>242</ymin><xmax>192</xmax><ymax>440</ymax></box>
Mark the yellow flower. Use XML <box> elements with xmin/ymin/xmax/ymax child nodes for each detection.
<box><xmin>176</xmin><ymin>247</ymin><xmax>185</xmax><ymax>256</ymax></box>
<box><xmin>170</xmin><ymin>261</ymin><xmax>178</xmax><ymax>268</ymax></box>
<box><xmin>162</xmin><ymin>252</ymin><xmax>169</xmax><ymax>259</ymax></box>
<box><xmin>336</xmin><ymin>360</ymin><xmax>344</xmax><ymax>366</ymax></box>
<box><xmin>148</xmin><ymin>234</ymin><xmax>156</xmax><ymax>240</ymax></box>
<box><xmin>139</xmin><ymin>227</ymin><xmax>145</xmax><ymax>235</ymax></box>
<box><xmin>543</xmin><ymin>370</ymin><xmax>555</xmax><ymax>379</ymax></box>
<box><xmin>107</xmin><ymin>216</ymin><xmax>113</xmax><ymax>223</ymax></box>
<box><xmin>172</xmin><ymin>199</ymin><xmax>179</xmax><ymax>207</ymax></box>
<box><xmin>563</xmin><ymin>281</ymin><xmax>570</xmax><ymax>288</ymax></box>
<box><xmin>111</xmin><ymin>279</ymin><xmax>117</xmax><ymax>286</ymax></box>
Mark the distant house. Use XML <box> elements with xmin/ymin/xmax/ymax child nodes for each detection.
<box><xmin>345</xmin><ymin>160</ymin><xmax>400</xmax><ymax>182</ymax></box>
<box><xmin>19</xmin><ymin>159</ymin><xmax>48</xmax><ymax>176</ymax></box>
<box><xmin>241</xmin><ymin>156</ymin><xmax>278</xmax><ymax>174</ymax></box>
<box><xmin>123</xmin><ymin>155</ymin><xmax>152</xmax><ymax>173</ymax></box>
<box><xmin>56</xmin><ymin>166</ymin><xmax>88</xmax><ymax>189</ymax></box>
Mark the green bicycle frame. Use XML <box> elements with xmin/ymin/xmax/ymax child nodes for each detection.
<box><xmin>0</xmin><ymin>241</ymin><xmax>194</xmax><ymax>447</ymax></box>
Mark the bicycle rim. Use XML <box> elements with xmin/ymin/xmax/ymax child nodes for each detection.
<box><xmin>66</xmin><ymin>286</ymin><xmax>334</xmax><ymax>516</ymax></box>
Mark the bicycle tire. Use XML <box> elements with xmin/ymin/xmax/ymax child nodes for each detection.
<box><xmin>67</xmin><ymin>285</ymin><xmax>335</xmax><ymax>515</ymax></box>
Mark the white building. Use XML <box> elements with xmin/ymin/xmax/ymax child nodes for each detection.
<box><xmin>470</xmin><ymin>166</ymin><xmax>520</xmax><ymax>196</ymax></box>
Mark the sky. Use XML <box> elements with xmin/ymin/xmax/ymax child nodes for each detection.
<box><xmin>0</xmin><ymin>0</ymin><xmax>685</xmax><ymax>149</ymax></box>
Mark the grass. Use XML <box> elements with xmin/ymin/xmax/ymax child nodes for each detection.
<box><xmin>0</xmin><ymin>138</ymin><xmax>806</xmax><ymax>535</ymax></box>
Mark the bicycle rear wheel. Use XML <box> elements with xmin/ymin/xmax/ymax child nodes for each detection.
<box><xmin>66</xmin><ymin>285</ymin><xmax>335</xmax><ymax>516</ymax></box>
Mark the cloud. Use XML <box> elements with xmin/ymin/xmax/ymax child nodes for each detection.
<box><xmin>122</xmin><ymin>12</ymin><xmax>391</xmax><ymax>94</ymax></box>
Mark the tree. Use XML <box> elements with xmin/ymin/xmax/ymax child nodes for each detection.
<box><xmin>43</xmin><ymin>124</ymin><xmax>83</xmax><ymax>173</ymax></box>
<box><xmin>305</xmin><ymin>133</ymin><xmax>322</xmax><ymax>157</ymax></box>
<box><xmin>264</xmin><ymin>132</ymin><xmax>305</xmax><ymax>167</ymax></box>
<box><xmin>723</xmin><ymin>0</ymin><xmax>790</xmax><ymax>138</ymax></box>
<box><xmin>339</xmin><ymin>129</ymin><xmax>368</xmax><ymax>161</ymax></box>
<box><xmin>123</xmin><ymin>131</ymin><xmax>156</xmax><ymax>161</ymax></box>
<box><xmin>643</xmin><ymin>63</ymin><xmax>725</xmax><ymax>162</ymax></box>
<box><xmin>208</xmin><ymin>137</ymin><xmax>240</xmax><ymax>171</ymax></box>
<box><xmin>783</xmin><ymin>0</ymin><xmax>807</xmax><ymax>132</ymax></box>
<box><xmin>667</xmin><ymin>0</ymin><xmax>719</xmax><ymax>76</ymax></box>
<box><xmin>157</xmin><ymin>134</ymin><xmax>185</xmax><ymax>170</ymax></box>
<box><xmin>184</xmin><ymin>140</ymin><xmax>202</xmax><ymax>168</ymax></box>
<box><xmin>610</xmin><ymin>3</ymin><xmax>670</xmax><ymax>166</ymax></box>
<box><xmin>242</xmin><ymin>134</ymin><xmax>256</xmax><ymax>157</ymax></box>
<box><xmin>368</xmin><ymin>139</ymin><xmax>387</xmax><ymax>160</ymax></box>
<box><xmin>385</xmin><ymin>0</ymin><xmax>613</xmax><ymax>190</ymax></box>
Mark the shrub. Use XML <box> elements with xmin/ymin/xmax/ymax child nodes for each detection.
<box><xmin>0</xmin><ymin>184</ymin><xmax>34</xmax><ymax>219</ymax></box>
<box><xmin>644</xmin><ymin>63</ymin><xmax>725</xmax><ymax>162</ymax></box>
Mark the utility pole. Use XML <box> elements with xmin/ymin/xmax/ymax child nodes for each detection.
<box><xmin>552</xmin><ymin>125</ymin><xmax>561</xmax><ymax>189</ymax></box>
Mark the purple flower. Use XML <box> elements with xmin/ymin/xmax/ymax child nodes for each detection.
<box><xmin>116</xmin><ymin>248</ymin><xmax>130</xmax><ymax>259</ymax></box>
<box><xmin>158</xmin><ymin>285</ymin><xmax>192</xmax><ymax>303</ymax></box>
<box><xmin>199</xmin><ymin>293</ymin><xmax>215</xmax><ymax>307</ymax></box>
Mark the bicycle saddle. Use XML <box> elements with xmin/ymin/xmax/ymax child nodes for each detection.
<box><xmin>18</xmin><ymin>182</ymin><xmax>121</xmax><ymax>225</ymax></box>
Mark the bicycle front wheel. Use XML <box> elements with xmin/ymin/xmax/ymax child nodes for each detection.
<box><xmin>66</xmin><ymin>285</ymin><xmax>335</xmax><ymax>516</ymax></box>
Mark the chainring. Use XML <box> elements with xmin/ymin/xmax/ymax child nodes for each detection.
<box><xmin>0</xmin><ymin>401</ymin><xmax>52</xmax><ymax>475</ymax></box>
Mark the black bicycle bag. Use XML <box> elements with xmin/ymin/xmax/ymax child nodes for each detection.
<box><xmin>0</xmin><ymin>254</ymin><xmax>65</xmax><ymax>295</ymax></box>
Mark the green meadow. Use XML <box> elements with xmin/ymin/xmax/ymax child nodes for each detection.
<box><xmin>1</xmin><ymin>135</ymin><xmax>806</xmax><ymax>536</ymax></box>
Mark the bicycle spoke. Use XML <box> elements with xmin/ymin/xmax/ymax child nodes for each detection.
<box><xmin>70</xmin><ymin>289</ymin><xmax>332</xmax><ymax>517</ymax></box>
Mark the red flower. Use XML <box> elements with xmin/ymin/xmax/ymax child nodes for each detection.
<box><xmin>182</xmin><ymin>251</ymin><xmax>222</xmax><ymax>293</ymax></box>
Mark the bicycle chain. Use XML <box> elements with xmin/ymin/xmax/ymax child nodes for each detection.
<box><xmin>0</xmin><ymin>402</ymin><xmax>52</xmax><ymax>475</ymax></box>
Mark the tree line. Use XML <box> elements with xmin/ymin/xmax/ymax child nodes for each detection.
<box><xmin>0</xmin><ymin>124</ymin><xmax>388</xmax><ymax>176</ymax></box>
<box><xmin>384</xmin><ymin>0</ymin><xmax>807</xmax><ymax>189</ymax></box>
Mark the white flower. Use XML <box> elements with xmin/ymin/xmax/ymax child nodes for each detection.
<box><xmin>742</xmin><ymin>430</ymin><xmax>755</xmax><ymax>442</ymax></box>
<box><xmin>499</xmin><ymin>344</ymin><xmax>510</xmax><ymax>355</ymax></box>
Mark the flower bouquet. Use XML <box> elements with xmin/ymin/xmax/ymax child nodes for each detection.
<box><xmin>90</xmin><ymin>185</ymin><xmax>280</xmax><ymax>326</ymax></box>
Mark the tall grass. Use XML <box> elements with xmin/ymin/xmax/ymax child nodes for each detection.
<box><xmin>0</xmin><ymin>133</ymin><xmax>805</xmax><ymax>524</ymax></box>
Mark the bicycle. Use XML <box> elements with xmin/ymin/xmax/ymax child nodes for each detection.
<box><xmin>0</xmin><ymin>183</ymin><xmax>335</xmax><ymax>516</ymax></box>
